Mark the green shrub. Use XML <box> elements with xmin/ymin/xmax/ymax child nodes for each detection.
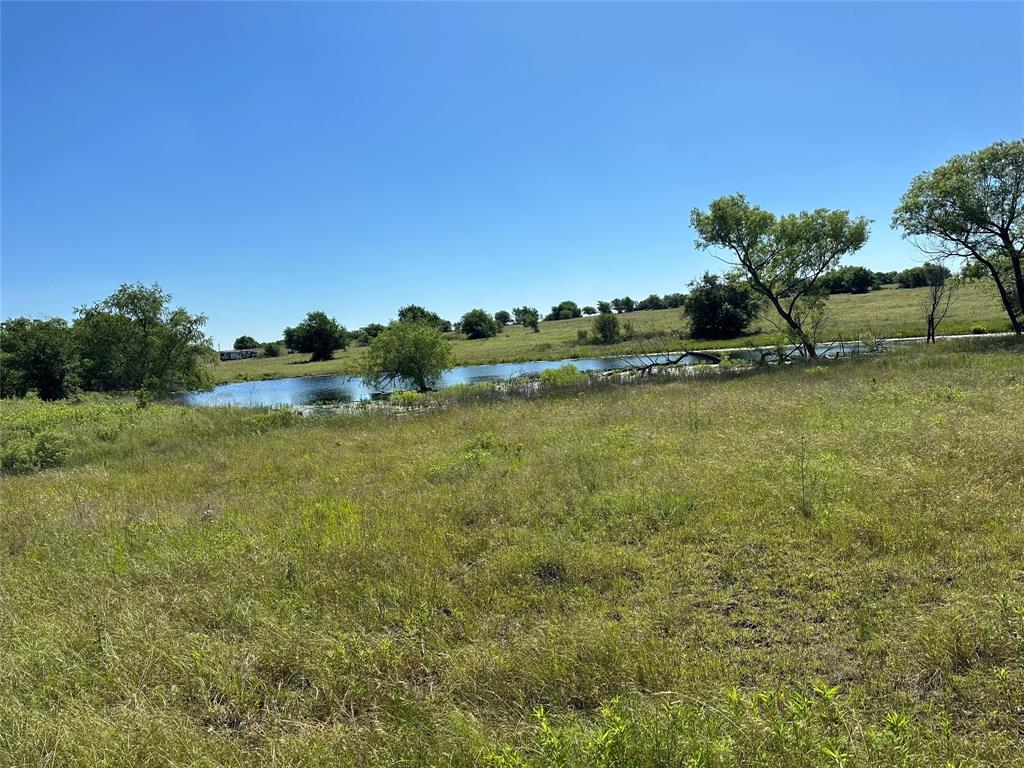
<box><xmin>576</xmin><ymin>329</ymin><xmax>589</xmax><ymax>342</ymax></box>
<box><xmin>391</xmin><ymin>390</ymin><xmax>427</xmax><ymax>407</ymax></box>
<box><xmin>0</xmin><ymin>435</ymin><xmax>36</xmax><ymax>472</ymax></box>
<box><xmin>540</xmin><ymin>365</ymin><xmax>587</xmax><ymax>388</ymax></box>
<box><xmin>592</xmin><ymin>312</ymin><xmax>620</xmax><ymax>344</ymax></box>
<box><xmin>971</xmin><ymin>325</ymin><xmax>988</xmax><ymax>334</ymax></box>
<box><xmin>1</xmin><ymin>430</ymin><xmax>70</xmax><ymax>472</ymax></box>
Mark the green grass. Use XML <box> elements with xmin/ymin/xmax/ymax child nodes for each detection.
<box><xmin>2</xmin><ymin>338</ymin><xmax>1022</xmax><ymax>765</ymax></box>
<box><xmin>211</xmin><ymin>282</ymin><xmax>1011</xmax><ymax>384</ymax></box>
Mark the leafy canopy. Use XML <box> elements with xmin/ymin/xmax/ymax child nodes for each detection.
<box><xmin>459</xmin><ymin>308</ymin><xmax>500</xmax><ymax>339</ymax></box>
<box><xmin>683</xmin><ymin>273</ymin><xmax>760</xmax><ymax>340</ymax></box>
<box><xmin>591</xmin><ymin>312</ymin><xmax>621</xmax><ymax>344</ymax></box>
<box><xmin>0</xmin><ymin>317</ymin><xmax>77</xmax><ymax>400</ymax></box>
<box><xmin>512</xmin><ymin>306</ymin><xmax>540</xmax><ymax>332</ymax></box>
<box><xmin>545</xmin><ymin>301</ymin><xmax>582</xmax><ymax>321</ymax></box>
<box><xmin>892</xmin><ymin>139</ymin><xmax>1024</xmax><ymax>333</ymax></box>
<box><xmin>691</xmin><ymin>194</ymin><xmax>869</xmax><ymax>355</ymax></box>
<box><xmin>73</xmin><ymin>283</ymin><xmax>212</xmax><ymax>395</ymax></box>
<box><xmin>283</xmin><ymin>312</ymin><xmax>348</xmax><ymax>362</ymax></box>
<box><xmin>397</xmin><ymin>305</ymin><xmax>452</xmax><ymax>333</ymax></box>
<box><xmin>360</xmin><ymin>321</ymin><xmax>453</xmax><ymax>393</ymax></box>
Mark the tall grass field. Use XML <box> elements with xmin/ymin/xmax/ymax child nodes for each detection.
<box><xmin>2</xmin><ymin>338</ymin><xmax>1022</xmax><ymax>766</ymax></box>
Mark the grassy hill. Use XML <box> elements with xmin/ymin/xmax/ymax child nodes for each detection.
<box><xmin>212</xmin><ymin>282</ymin><xmax>1011</xmax><ymax>384</ymax></box>
<box><xmin>3</xmin><ymin>338</ymin><xmax>1022</xmax><ymax>765</ymax></box>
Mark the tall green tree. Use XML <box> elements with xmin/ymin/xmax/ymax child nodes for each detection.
<box><xmin>283</xmin><ymin>311</ymin><xmax>348</xmax><ymax>362</ymax></box>
<box><xmin>233</xmin><ymin>335</ymin><xmax>259</xmax><ymax>350</ymax></box>
<box><xmin>74</xmin><ymin>283</ymin><xmax>212</xmax><ymax>394</ymax></box>
<box><xmin>691</xmin><ymin>195</ymin><xmax>869</xmax><ymax>356</ymax></box>
<box><xmin>513</xmin><ymin>306</ymin><xmax>541</xmax><ymax>332</ymax></box>
<box><xmin>0</xmin><ymin>317</ymin><xmax>77</xmax><ymax>400</ymax></box>
<box><xmin>397</xmin><ymin>305</ymin><xmax>452</xmax><ymax>333</ymax></box>
<box><xmin>545</xmin><ymin>301</ymin><xmax>582</xmax><ymax>321</ymax></box>
<box><xmin>892</xmin><ymin>139</ymin><xmax>1024</xmax><ymax>335</ymax></box>
<box><xmin>460</xmin><ymin>308</ymin><xmax>499</xmax><ymax>339</ymax></box>
<box><xmin>360</xmin><ymin>321</ymin><xmax>453</xmax><ymax>393</ymax></box>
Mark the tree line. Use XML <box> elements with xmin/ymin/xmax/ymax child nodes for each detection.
<box><xmin>1</xmin><ymin>284</ymin><xmax>212</xmax><ymax>401</ymax></box>
<box><xmin>5</xmin><ymin>139</ymin><xmax>1022</xmax><ymax>398</ymax></box>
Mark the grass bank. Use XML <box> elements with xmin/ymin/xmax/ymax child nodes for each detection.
<box><xmin>2</xmin><ymin>338</ymin><xmax>1022</xmax><ymax>765</ymax></box>
<box><xmin>211</xmin><ymin>282</ymin><xmax>1011</xmax><ymax>384</ymax></box>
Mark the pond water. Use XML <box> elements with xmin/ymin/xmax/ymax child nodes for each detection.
<box><xmin>178</xmin><ymin>344</ymin><xmax>865</xmax><ymax>408</ymax></box>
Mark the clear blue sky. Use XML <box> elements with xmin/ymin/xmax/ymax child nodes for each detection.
<box><xmin>3</xmin><ymin>1</ymin><xmax>1022</xmax><ymax>348</ymax></box>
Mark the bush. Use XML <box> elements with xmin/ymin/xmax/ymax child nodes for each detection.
<box><xmin>460</xmin><ymin>308</ymin><xmax>500</xmax><ymax>339</ymax></box>
<box><xmin>539</xmin><ymin>365</ymin><xmax>587</xmax><ymax>387</ymax></box>
<box><xmin>592</xmin><ymin>312</ymin><xmax>621</xmax><ymax>344</ymax></box>
<box><xmin>972</xmin><ymin>325</ymin><xmax>988</xmax><ymax>334</ymax></box>
<box><xmin>233</xmin><ymin>335</ymin><xmax>259</xmax><ymax>350</ymax></box>
<box><xmin>582</xmin><ymin>306</ymin><xmax>597</xmax><ymax>316</ymax></box>
<box><xmin>262</xmin><ymin>342</ymin><xmax>282</xmax><ymax>357</ymax></box>
<box><xmin>576</xmin><ymin>329</ymin><xmax>589</xmax><ymax>342</ymax></box>
<box><xmin>1</xmin><ymin>430</ymin><xmax>70</xmax><ymax>472</ymax></box>
<box><xmin>494</xmin><ymin>310</ymin><xmax>512</xmax><ymax>326</ymax></box>
<box><xmin>391</xmin><ymin>390</ymin><xmax>427</xmax><ymax>407</ymax></box>
<box><xmin>683</xmin><ymin>273</ymin><xmax>760</xmax><ymax>339</ymax></box>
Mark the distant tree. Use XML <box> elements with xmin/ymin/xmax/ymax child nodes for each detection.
<box><xmin>921</xmin><ymin>262</ymin><xmax>958</xmax><ymax>342</ymax></box>
<box><xmin>233</xmin><ymin>335</ymin><xmax>259</xmax><ymax>350</ymax></box>
<box><xmin>73</xmin><ymin>283</ymin><xmax>213</xmax><ymax>394</ymax></box>
<box><xmin>893</xmin><ymin>139</ymin><xmax>1024</xmax><ymax>335</ymax></box>
<box><xmin>896</xmin><ymin>264</ymin><xmax>951</xmax><ymax>289</ymax></box>
<box><xmin>596</xmin><ymin>300</ymin><xmax>613</xmax><ymax>314</ymax></box>
<box><xmin>0</xmin><ymin>317</ymin><xmax>77</xmax><ymax>400</ymax></box>
<box><xmin>592</xmin><ymin>312</ymin><xmax>621</xmax><ymax>344</ymax></box>
<box><xmin>360</xmin><ymin>322</ymin><xmax>453</xmax><ymax>393</ymax></box>
<box><xmin>662</xmin><ymin>292</ymin><xmax>687</xmax><ymax>309</ymax></box>
<box><xmin>397</xmin><ymin>304</ymin><xmax>452</xmax><ymax>333</ymax></box>
<box><xmin>358</xmin><ymin>323</ymin><xmax>386</xmax><ymax>345</ymax></box>
<box><xmin>820</xmin><ymin>265</ymin><xmax>878</xmax><ymax>294</ymax></box>
<box><xmin>545</xmin><ymin>301</ymin><xmax>582</xmax><ymax>321</ymax></box>
<box><xmin>683</xmin><ymin>273</ymin><xmax>761</xmax><ymax>339</ymax></box>
<box><xmin>283</xmin><ymin>311</ymin><xmax>348</xmax><ymax>362</ymax></box>
<box><xmin>494</xmin><ymin>310</ymin><xmax>512</xmax><ymax>326</ymax></box>
<box><xmin>581</xmin><ymin>306</ymin><xmax>597</xmax><ymax>316</ymax></box>
<box><xmin>513</xmin><ymin>306</ymin><xmax>541</xmax><ymax>332</ymax></box>
<box><xmin>262</xmin><ymin>341</ymin><xmax>282</xmax><ymax>357</ymax></box>
<box><xmin>611</xmin><ymin>297</ymin><xmax>636</xmax><ymax>313</ymax></box>
<box><xmin>460</xmin><ymin>308</ymin><xmax>500</xmax><ymax>339</ymax></box>
<box><xmin>691</xmin><ymin>194</ymin><xmax>869</xmax><ymax>356</ymax></box>
<box><xmin>636</xmin><ymin>294</ymin><xmax>666</xmax><ymax>311</ymax></box>
<box><xmin>874</xmin><ymin>270</ymin><xmax>899</xmax><ymax>286</ymax></box>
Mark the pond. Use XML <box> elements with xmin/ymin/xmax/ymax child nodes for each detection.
<box><xmin>178</xmin><ymin>344</ymin><xmax>863</xmax><ymax>408</ymax></box>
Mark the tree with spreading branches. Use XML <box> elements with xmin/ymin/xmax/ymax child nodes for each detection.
<box><xmin>691</xmin><ymin>194</ymin><xmax>869</xmax><ymax>356</ymax></box>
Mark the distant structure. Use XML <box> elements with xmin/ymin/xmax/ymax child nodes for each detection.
<box><xmin>219</xmin><ymin>349</ymin><xmax>258</xmax><ymax>361</ymax></box>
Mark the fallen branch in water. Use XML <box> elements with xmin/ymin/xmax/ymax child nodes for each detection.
<box><xmin>617</xmin><ymin>338</ymin><xmax>721</xmax><ymax>377</ymax></box>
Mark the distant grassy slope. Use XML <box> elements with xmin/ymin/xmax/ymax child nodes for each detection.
<box><xmin>3</xmin><ymin>339</ymin><xmax>1023</xmax><ymax>765</ymax></box>
<box><xmin>211</xmin><ymin>282</ymin><xmax>1011</xmax><ymax>384</ymax></box>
